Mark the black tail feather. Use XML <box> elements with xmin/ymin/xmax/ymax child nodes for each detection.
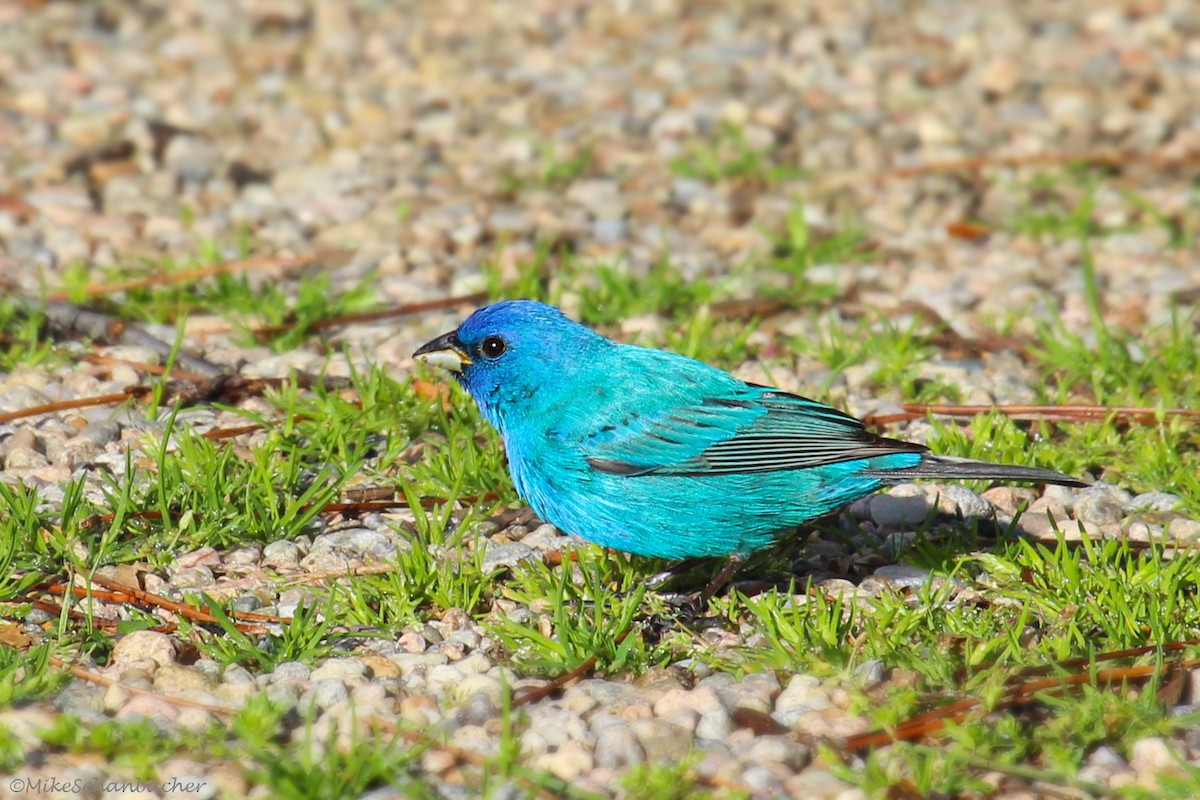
<box><xmin>863</xmin><ymin>455</ymin><xmax>1090</xmax><ymax>488</ymax></box>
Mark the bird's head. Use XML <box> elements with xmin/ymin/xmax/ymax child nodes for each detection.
<box><xmin>414</xmin><ymin>300</ymin><xmax>609</xmax><ymax>430</ymax></box>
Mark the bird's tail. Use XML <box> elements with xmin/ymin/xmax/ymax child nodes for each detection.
<box><xmin>863</xmin><ymin>454</ymin><xmax>1090</xmax><ymax>488</ymax></box>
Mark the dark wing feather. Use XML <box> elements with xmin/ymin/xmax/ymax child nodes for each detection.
<box><xmin>585</xmin><ymin>387</ymin><xmax>924</xmax><ymax>477</ymax></box>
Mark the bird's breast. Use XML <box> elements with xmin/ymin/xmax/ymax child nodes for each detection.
<box><xmin>502</xmin><ymin>423</ymin><xmax>595</xmax><ymax>520</ymax></box>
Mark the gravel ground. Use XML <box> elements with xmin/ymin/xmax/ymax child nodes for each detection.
<box><xmin>2</xmin><ymin>1</ymin><xmax>1199</xmax><ymax>798</ymax></box>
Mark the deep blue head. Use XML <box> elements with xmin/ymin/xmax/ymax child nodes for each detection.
<box><xmin>414</xmin><ymin>300</ymin><xmax>610</xmax><ymax>430</ymax></box>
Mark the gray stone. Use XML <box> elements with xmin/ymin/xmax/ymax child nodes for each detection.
<box><xmin>192</xmin><ymin>659</ymin><xmax>222</xmax><ymax>682</ymax></box>
<box><xmin>592</xmin><ymin>218</ymin><xmax>626</xmax><ymax>243</ymax></box>
<box><xmin>265</xmin><ymin>682</ymin><xmax>303</xmax><ymax>708</ymax></box>
<box><xmin>566</xmin><ymin>179</ymin><xmax>623</xmax><ymax>216</ymax></box>
<box><xmin>981</xmin><ymin>486</ymin><xmax>1038</xmax><ymax>516</ymax></box>
<box><xmin>481</xmin><ymin>541</ymin><xmax>537</xmax><ymax>572</ymax></box>
<box><xmin>1041</xmin><ymin>483</ymin><xmax>1079</xmax><ymax>512</ymax></box>
<box><xmin>783</xmin><ymin>767</ymin><xmax>855</xmax><ymax>798</ymax></box>
<box><xmin>1129</xmin><ymin>736</ymin><xmax>1183</xmax><ymax>776</ymax></box>
<box><xmin>171</xmin><ymin>566</ymin><xmax>215</xmax><ymax>588</ymax></box>
<box><xmin>262</xmin><ymin>540</ymin><xmax>301</xmax><ymax>566</ymax></box>
<box><xmin>0</xmin><ymin>386</ymin><xmax>51</xmax><ymax>413</ymax></box>
<box><xmin>4</xmin><ymin>447</ymin><xmax>48</xmax><ymax>470</ymax></box>
<box><xmin>230</xmin><ymin>595</ymin><xmax>263</xmax><ymax>613</ymax></box>
<box><xmin>1073</xmin><ymin>484</ymin><xmax>1131</xmax><ymax>526</ymax></box>
<box><xmin>446</xmin><ymin>628</ymin><xmax>481</xmax><ymax>652</ymax></box>
<box><xmin>1129</xmin><ymin>492</ymin><xmax>1182</xmax><ymax>513</ymax></box>
<box><xmin>117</xmin><ymin>694</ymin><xmax>181</xmax><ymax>724</ymax></box>
<box><xmin>1087</xmin><ymin>745</ymin><xmax>1128</xmax><ymax>768</ymax></box>
<box><xmin>112</xmin><ymin>630</ymin><xmax>176</xmax><ymax>668</ymax></box>
<box><xmin>720</xmin><ymin>675</ymin><xmax>778</xmax><ymax>715</ymax></box>
<box><xmin>594</xmin><ymin>725</ymin><xmax>645</xmax><ymax>769</ymax></box>
<box><xmin>271</xmin><ymin>661</ymin><xmax>313</xmax><ymax>683</ymax></box>
<box><xmin>225</xmin><ymin>546</ymin><xmax>263</xmax><ymax>567</ymax></box>
<box><xmin>300</xmin><ymin>551</ymin><xmax>353</xmax><ymax>572</ymax></box>
<box><xmin>350</xmin><ymin>683</ymin><xmax>388</xmax><ymax>708</ymax></box>
<box><xmin>310</xmin><ymin>658</ymin><xmax>368</xmax><ymax>686</ymax></box>
<box><xmin>847</xmin><ymin>495</ymin><xmax>875</xmax><ymax>521</ymax></box>
<box><xmin>451</xmin><ymin>691</ymin><xmax>498</xmax><ymax>726</ymax></box>
<box><xmin>741</xmin><ymin>765</ymin><xmax>787</xmax><ymax>793</ymax></box>
<box><xmin>53</xmin><ymin>681</ymin><xmax>106</xmax><ymax>720</ymax></box>
<box><xmin>739</xmin><ymin>736</ymin><xmax>812</xmax><ymax>771</ymax></box>
<box><xmin>153</xmin><ymin>664</ymin><xmax>211</xmax><ymax>693</ymax></box>
<box><xmin>696</xmin><ymin>707</ymin><xmax>733</xmax><ymax>740</ymax></box>
<box><xmin>72</xmin><ymin>420</ymin><xmax>121</xmax><ymax>446</ymax></box>
<box><xmin>222</xmin><ymin>665</ymin><xmax>256</xmax><ymax>685</ymax></box>
<box><xmin>874</xmin><ymin>564</ymin><xmax>940</xmax><ymax>590</ymax></box>
<box><xmin>869</xmin><ymin>492</ymin><xmax>929</xmax><ymax>529</ymax></box>
<box><xmin>312</xmin><ymin>528</ymin><xmax>396</xmax><ymax>560</ymax></box>
<box><xmin>164</xmin><ymin>135</ymin><xmax>220</xmax><ymax>183</ymax></box>
<box><xmin>772</xmin><ymin>674</ymin><xmax>832</xmax><ymax>727</ymax></box>
<box><xmin>533</xmin><ymin>740</ymin><xmax>593</xmax><ymax>783</ymax></box>
<box><xmin>574</xmin><ymin>679</ymin><xmax>639</xmax><ymax>706</ymax></box>
<box><xmin>933</xmin><ymin>484</ymin><xmax>994</xmax><ymax>519</ymax></box>
<box><xmin>488</xmin><ymin>207</ymin><xmax>529</xmax><ymax>233</ymax></box>
<box><xmin>24</xmin><ymin>608</ymin><xmax>54</xmax><ymax>625</ymax></box>
<box><xmin>308</xmin><ymin>678</ymin><xmax>349</xmax><ymax>709</ymax></box>
<box><xmin>521</xmin><ymin>706</ymin><xmax>591</xmax><ymax>753</ymax></box>
<box><xmin>653</xmin><ymin>686</ymin><xmax>726</xmax><ymax>718</ymax></box>
<box><xmin>425</xmin><ymin>664</ymin><xmax>467</xmax><ymax>695</ymax></box>
<box><xmin>629</xmin><ymin>718</ymin><xmax>694</xmax><ymax>762</ymax></box>
<box><xmin>852</xmin><ymin>659</ymin><xmax>886</xmax><ymax>684</ymax></box>
<box><xmin>1168</xmin><ymin>517</ymin><xmax>1200</xmax><ymax>543</ymax></box>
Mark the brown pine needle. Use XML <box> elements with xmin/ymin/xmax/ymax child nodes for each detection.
<box><xmin>0</xmin><ymin>374</ymin><xmax>348</xmax><ymax>425</ymax></box>
<box><xmin>82</xmin><ymin>574</ymin><xmax>278</xmax><ymax>633</ymax></box>
<box><xmin>512</xmin><ymin>627</ymin><xmax>634</xmax><ymax>707</ymax></box>
<box><xmin>862</xmin><ymin>403</ymin><xmax>1200</xmax><ymax>427</ymax></box>
<box><xmin>81</xmin><ymin>352</ymin><xmax>211</xmax><ymax>381</ymax></box>
<box><xmin>814</xmin><ymin>147</ymin><xmax>1200</xmax><ymax>192</ymax></box>
<box><xmin>201</xmin><ymin>423</ymin><xmax>270</xmax><ymax>441</ymax></box>
<box><xmin>251</xmin><ymin>291</ymin><xmax>488</xmax><ymax>339</ymax></box>
<box><xmin>975</xmin><ymin>640</ymin><xmax>1200</xmax><ymax>679</ymax></box>
<box><xmin>279</xmin><ymin>563</ymin><xmax>400</xmax><ymax>587</ymax></box>
<box><xmin>26</xmin><ymin>598</ymin><xmax>167</xmax><ymax>632</ymax></box>
<box><xmin>50</xmin><ymin>656</ymin><xmax>235</xmax><ymax>714</ymax></box>
<box><xmin>44</xmin><ymin>255</ymin><xmax>316</xmax><ymax>302</ymax></box>
<box><xmin>0</xmin><ymin>388</ymin><xmax>148</xmax><ymax>423</ymax></box>
<box><xmin>875</xmin><ymin>148</ymin><xmax>1200</xmax><ymax>181</ymax></box>
<box><xmin>845</xmin><ymin>641</ymin><xmax>1200</xmax><ymax>751</ymax></box>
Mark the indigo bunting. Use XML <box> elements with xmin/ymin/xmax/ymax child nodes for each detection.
<box><xmin>415</xmin><ymin>300</ymin><xmax>1085</xmax><ymax>560</ymax></box>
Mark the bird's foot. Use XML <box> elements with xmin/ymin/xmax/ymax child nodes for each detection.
<box><xmin>644</xmin><ymin>557</ymin><xmax>712</xmax><ymax>593</ymax></box>
<box><xmin>645</xmin><ymin>554</ymin><xmax>746</xmax><ymax>600</ymax></box>
<box><xmin>645</xmin><ymin>554</ymin><xmax>748</xmax><ymax>619</ymax></box>
<box><xmin>697</xmin><ymin>554</ymin><xmax>744</xmax><ymax>604</ymax></box>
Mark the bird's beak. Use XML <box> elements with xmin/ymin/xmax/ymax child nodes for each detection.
<box><xmin>413</xmin><ymin>330</ymin><xmax>472</xmax><ymax>373</ymax></box>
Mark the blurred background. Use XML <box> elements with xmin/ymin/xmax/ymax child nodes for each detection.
<box><xmin>3</xmin><ymin>4</ymin><xmax>1200</xmax><ymax>797</ymax></box>
<box><xmin>2</xmin><ymin>0</ymin><xmax>1196</xmax><ymax>358</ymax></box>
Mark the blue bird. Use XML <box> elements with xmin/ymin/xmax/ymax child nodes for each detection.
<box><xmin>415</xmin><ymin>300</ymin><xmax>1085</xmax><ymax>562</ymax></box>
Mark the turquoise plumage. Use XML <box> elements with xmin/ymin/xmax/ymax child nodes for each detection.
<box><xmin>415</xmin><ymin>300</ymin><xmax>1083</xmax><ymax>560</ymax></box>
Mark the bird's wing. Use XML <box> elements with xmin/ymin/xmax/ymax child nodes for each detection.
<box><xmin>583</xmin><ymin>384</ymin><xmax>926</xmax><ymax>477</ymax></box>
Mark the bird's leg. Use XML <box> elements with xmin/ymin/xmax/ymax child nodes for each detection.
<box><xmin>697</xmin><ymin>553</ymin><xmax>745</xmax><ymax>605</ymax></box>
<box><xmin>655</xmin><ymin>554</ymin><xmax>747</xmax><ymax>619</ymax></box>
<box><xmin>646</xmin><ymin>555</ymin><xmax>746</xmax><ymax>618</ymax></box>
<box><xmin>645</xmin><ymin>557</ymin><xmax>711</xmax><ymax>593</ymax></box>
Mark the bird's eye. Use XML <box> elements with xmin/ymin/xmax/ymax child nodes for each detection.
<box><xmin>480</xmin><ymin>336</ymin><xmax>507</xmax><ymax>359</ymax></box>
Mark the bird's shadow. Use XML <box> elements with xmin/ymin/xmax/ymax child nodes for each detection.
<box><xmin>632</xmin><ymin>507</ymin><xmax>1026</xmax><ymax>635</ymax></box>
<box><xmin>498</xmin><ymin>502</ymin><xmax>1076</xmax><ymax>640</ymax></box>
